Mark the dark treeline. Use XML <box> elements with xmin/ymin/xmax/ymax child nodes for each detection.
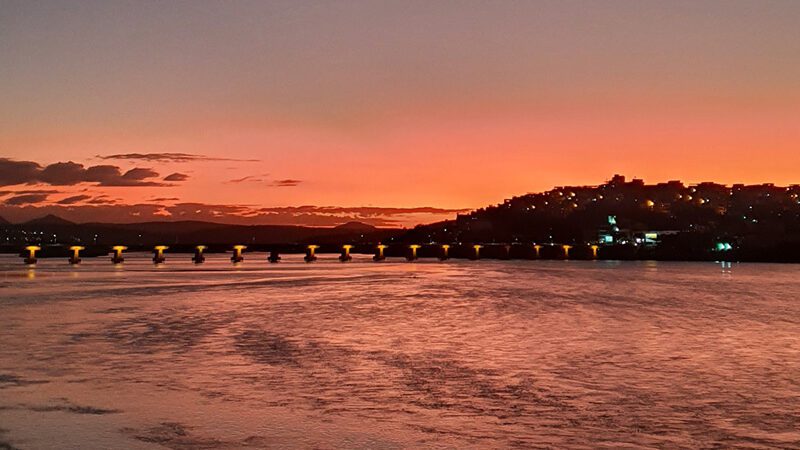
<box><xmin>402</xmin><ymin>175</ymin><xmax>800</xmax><ymax>262</ymax></box>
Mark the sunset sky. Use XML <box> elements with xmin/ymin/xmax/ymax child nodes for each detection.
<box><xmin>1</xmin><ymin>0</ymin><xmax>799</xmax><ymax>226</ymax></box>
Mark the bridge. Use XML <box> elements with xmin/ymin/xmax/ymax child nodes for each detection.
<box><xmin>18</xmin><ymin>243</ymin><xmax>603</xmax><ymax>264</ymax></box>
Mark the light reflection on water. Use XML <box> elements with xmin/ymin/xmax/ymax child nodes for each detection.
<box><xmin>1</xmin><ymin>254</ymin><xmax>799</xmax><ymax>449</ymax></box>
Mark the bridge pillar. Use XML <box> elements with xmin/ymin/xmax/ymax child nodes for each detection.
<box><xmin>23</xmin><ymin>246</ymin><xmax>40</xmax><ymax>265</ymax></box>
<box><xmin>193</xmin><ymin>245</ymin><xmax>206</xmax><ymax>264</ymax></box>
<box><xmin>231</xmin><ymin>245</ymin><xmax>246</xmax><ymax>263</ymax></box>
<box><xmin>69</xmin><ymin>246</ymin><xmax>84</xmax><ymax>265</ymax></box>
<box><xmin>438</xmin><ymin>244</ymin><xmax>450</xmax><ymax>260</ymax></box>
<box><xmin>406</xmin><ymin>245</ymin><xmax>420</xmax><ymax>261</ymax></box>
<box><xmin>112</xmin><ymin>246</ymin><xmax>127</xmax><ymax>264</ymax></box>
<box><xmin>562</xmin><ymin>245</ymin><xmax>572</xmax><ymax>259</ymax></box>
<box><xmin>153</xmin><ymin>246</ymin><xmax>168</xmax><ymax>264</ymax></box>
<box><xmin>374</xmin><ymin>245</ymin><xmax>387</xmax><ymax>261</ymax></box>
<box><xmin>339</xmin><ymin>245</ymin><xmax>353</xmax><ymax>262</ymax></box>
<box><xmin>470</xmin><ymin>244</ymin><xmax>482</xmax><ymax>260</ymax></box>
<box><xmin>268</xmin><ymin>250</ymin><xmax>281</xmax><ymax>263</ymax></box>
<box><xmin>305</xmin><ymin>245</ymin><xmax>318</xmax><ymax>262</ymax></box>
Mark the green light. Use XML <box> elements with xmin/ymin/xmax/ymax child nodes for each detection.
<box><xmin>715</xmin><ymin>242</ymin><xmax>733</xmax><ymax>252</ymax></box>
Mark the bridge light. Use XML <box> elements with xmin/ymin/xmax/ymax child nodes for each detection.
<box><xmin>407</xmin><ymin>244</ymin><xmax>420</xmax><ymax>261</ymax></box>
<box><xmin>471</xmin><ymin>244</ymin><xmax>482</xmax><ymax>260</ymax></box>
<box><xmin>231</xmin><ymin>245</ymin><xmax>246</xmax><ymax>263</ymax></box>
<box><xmin>69</xmin><ymin>246</ymin><xmax>84</xmax><ymax>264</ymax></box>
<box><xmin>305</xmin><ymin>245</ymin><xmax>319</xmax><ymax>262</ymax></box>
<box><xmin>153</xmin><ymin>245</ymin><xmax>168</xmax><ymax>264</ymax></box>
<box><xmin>24</xmin><ymin>245</ymin><xmax>40</xmax><ymax>264</ymax></box>
<box><xmin>374</xmin><ymin>244</ymin><xmax>387</xmax><ymax>261</ymax></box>
<box><xmin>112</xmin><ymin>246</ymin><xmax>127</xmax><ymax>264</ymax></box>
<box><xmin>439</xmin><ymin>244</ymin><xmax>450</xmax><ymax>260</ymax></box>
<box><xmin>193</xmin><ymin>245</ymin><xmax>206</xmax><ymax>264</ymax></box>
<box><xmin>340</xmin><ymin>244</ymin><xmax>353</xmax><ymax>262</ymax></box>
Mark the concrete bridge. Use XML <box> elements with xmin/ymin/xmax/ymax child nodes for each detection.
<box><xmin>18</xmin><ymin>243</ymin><xmax>603</xmax><ymax>264</ymax></box>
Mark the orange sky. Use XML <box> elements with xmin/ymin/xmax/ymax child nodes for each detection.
<box><xmin>1</xmin><ymin>1</ymin><xmax>799</xmax><ymax>226</ymax></box>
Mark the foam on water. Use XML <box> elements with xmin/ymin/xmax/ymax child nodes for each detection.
<box><xmin>1</xmin><ymin>254</ymin><xmax>799</xmax><ymax>448</ymax></box>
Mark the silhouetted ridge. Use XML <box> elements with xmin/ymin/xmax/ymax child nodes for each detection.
<box><xmin>25</xmin><ymin>214</ymin><xmax>76</xmax><ymax>226</ymax></box>
<box><xmin>334</xmin><ymin>221</ymin><xmax>377</xmax><ymax>231</ymax></box>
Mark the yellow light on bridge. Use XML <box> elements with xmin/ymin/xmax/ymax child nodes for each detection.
<box><xmin>24</xmin><ymin>245</ymin><xmax>41</xmax><ymax>264</ymax></box>
<box><xmin>193</xmin><ymin>245</ymin><xmax>206</xmax><ymax>264</ymax></box>
<box><xmin>111</xmin><ymin>246</ymin><xmax>127</xmax><ymax>264</ymax></box>
<box><xmin>340</xmin><ymin>244</ymin><xmax>353</xmax><ymax>262</ymax></box>
<box><xmin>562</xmin><ymin>245</ymin><xmax>572</xmax><ymax>259</ymax></box>
<box><xmin>231</xmin><ymin>245</ymin><xmax>246</xmax><ymax>263</ymax></box>
<box><xmin>471</xmin><ymin>244</ymin><xmax>482</xmax><ymax>260</ymax></box>
<box><xmin>153</xmin><ymin>245</ymin><xmax>168</xmax><ymax>264</ymax></box>
<box><xmin>590</xmin><ymin>245</ymin><xmax>599</xmax><ymax>259</ymax></box>
<box><xmin>69</xmin><ymin>246</ymin><xmax>85</xmax><ymax>264</ymax></box>
<box><xmin>407</xmin><ymin>244</ymin><xmax>421</xmax><ymax>261</ymax></box>
<box><xmin>374</xmin><ymin>244</ymin><xmax>387</xmax><ymax>261</ymax></box>
<box><xmin>305</xmin><ymin>245</ymin><xmax>319</xmax><ymax>262</ymax></box>
<box><xmin>533</xmin><ymin>244</ymin><xmax>542</xmax><ymax>258</ymax></box>
<box><xmin>439</xmin><ymin>244</ymin><xmax>450</xmax><ymax>260</ymax></box>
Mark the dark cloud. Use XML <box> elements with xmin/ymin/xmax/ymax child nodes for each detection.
<box><xmin>122</xmin><ymin>168</ymin><xmax>159</xmax><ymax>180</ymax></box>
<box><xmin>0</xmin><ymin>159</ymin><xmax>167</xmax><ymax>187</ymax></box>
<box><xmin>270</xmin><ymin>179</ymin><xmax>302</xmax><ymax>187</ymax></box>
<box><xmin>228</xmin><ymin>174</ymin><xmax>267</xmax><ymax>183</ymax></box>
<box><xmin>0</xmin><ymin>189</ymin><xmax>62</xmax><ymax>197</ymax></box>
<box><xmin>148</xmin><ymin>197</ymin><xmax>180</xmax><ymax>202</ymax></box>
<box><xmin>38</xmin><ymin>161</ymin><xmax>86</xmax><ymax>185</ymax></box>
<box><xmin>0</xmin><ymin>158</ymin><xmax>42</xmax><ymax>186</ymax></box>
<box><xmin>87</xmin><ymin>196</ymin><xmax>118</xmax><ymax>205</ymax></box>
<box><xmin>97</xmin><ymin>153</ymin><xmax>260</xmax><ymax>163</ymax></box>
<box><xmin>163</xmin><ymin>173</ymin><xmax>189</xmax><ymax>182</ymax></box>
<box><xmin>5</xmin><ymin>193</ymin><xmax>50</xmax><ymax>205</ymax></box>
<box><xmin>56</xmin><ymin>195</ymin><xmax>92</xmax><ymax>205</ymax></box>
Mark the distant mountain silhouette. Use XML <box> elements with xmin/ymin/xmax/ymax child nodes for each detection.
<box><xmin>334</xmin><ymin>221</ymin><xmax>377</xmax><ymax>232</ymax></box>
<box><xmin>24</xmin><ymin>214</ymin><xmax>76</xmax><ymax>226</ymax></box>
<box><xmin>1</xmin><ymin>218</ymin><xmax>400</xmax><ymax>247</ymax></box>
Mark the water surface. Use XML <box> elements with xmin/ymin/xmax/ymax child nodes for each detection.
<box><xmin>1</xmin><ymin>255</ymin><xmax>799</xmax><ymax>449</ymax></box>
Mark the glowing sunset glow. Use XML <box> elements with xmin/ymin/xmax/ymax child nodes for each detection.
<box><xmin>1</xmin><ymin>2</ymin><xmax>799</xmax><ymax>227</ymax></box>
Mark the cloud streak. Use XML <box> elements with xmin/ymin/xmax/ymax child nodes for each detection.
<box><xmin>56</xmin><ymin>195</ymin><xmax>92</xmax><ymax>205</ymax></box>
<box><xmin>270</xmin><ymin>179</ymin><xmax>302</xmax><ymax>187</ymax></box>
<box><xmin>5</xmin><ymin>193</ymin><xmax>50</xmax><ymax>205</ymax></box>
<box><xmin>97</xmin><ymin>153</ymin><xmax>260</xmax><ymax>163</ymax></box>
<box><xmin>163</xmin><ymin>173</ymin><xmax>189</xmax><ymax>181</ymax></box>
